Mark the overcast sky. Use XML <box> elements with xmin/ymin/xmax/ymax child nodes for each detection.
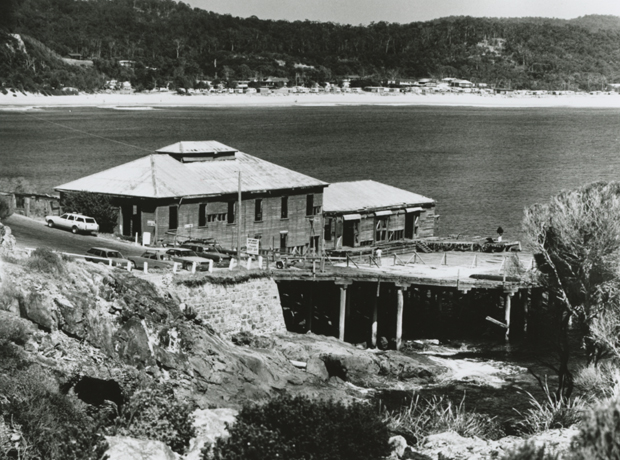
<box><xmin>184</xmin><ymin>0</ymin><xmax>620</xmax><ymax>25</ymax></box>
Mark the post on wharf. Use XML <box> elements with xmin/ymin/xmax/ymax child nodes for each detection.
<box><xmin>394</xmin><ymin>283</ymin><xmax>410</xmax><ymax>351</ymax></box>
<box><xmin>335</xmin><ymin>280</ymin><xmax>353</xmax><ymax>341</ymax></box>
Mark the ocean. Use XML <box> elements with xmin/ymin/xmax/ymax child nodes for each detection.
<box><xmin>1</xmin><ymin>104</ymin><xmax>619</xmax><ymax>239</ymax></box>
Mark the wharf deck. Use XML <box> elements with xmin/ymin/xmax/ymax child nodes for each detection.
<box><xmin>272</xmin><ymin>250</ymin><xmax>535</xmax><ymax>292</ymax></box>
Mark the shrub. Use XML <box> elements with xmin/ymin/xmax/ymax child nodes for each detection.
<box><xmin>570</xmin><ymin>395</ymin><xmax>620</xmax><ymax>460</ymax></box>
<box><xmin>112</xmin><ymin>383</ymin><xmax>196</xmax><ymax>454</ymax></box>
<box><xmin>0</xmin><ymin>315</ymin><xmax>32</xmax><ymax>345</ymax></box>
<box><xmin>574</xmin><ymin>362</ymin><xmax>620</xmax><ymax>401</ymax></box>
<box><xmin>383</xmin><ymin>393</ymin><xmax>504</xmax><ymax>446</ymax></box>
<box><xmin>60</xmin><ymin>192</ymin><xmax>118</xmax><ymax>233</ymax></box>
<box><xmin>0</xmin><ymin>347</ymin><xmax>105</xmax><ymax>460</ymax></box>
<box><xmin>208</xmin><ymin>394</ymin><xmax>390</xmax><ymax>460</ymax></box>
<box><xmin>0</xmin><ymin>199</ymin><xmax>12</xmax><ymax>220</ymax></box>
<box><xmin>25</xmin><ymin>247</ymin><xmax>65</xmax><ymax>275</ymax></box>
<box><xmin>515</xmin><ymin>385</ymin><xmax>585</xmax><ymax>435</ymax></box>
<box><xmin>501</xmin><ymin>442</ymin><xmax>560</xmax><ymax>460</ymax></box>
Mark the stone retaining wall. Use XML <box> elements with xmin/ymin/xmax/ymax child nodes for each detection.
<box><xmin>175</xmin><ymin>277</ymin><xmax>286</xmax><ymax>336</ymax></box>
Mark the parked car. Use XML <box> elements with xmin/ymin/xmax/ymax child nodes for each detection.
<box><xmin>180</xmin><ymin>242</ymin><xmax>232</xmax><ymax>264</ymax></box>
<box><xmin>184</xmin><ymin>239</ymin><xmax>241</xmax><ymax>257</ymax></box>
<box><xmin>46</xmin><ymin>213</ymin><xmax>99</xmax><ymax>234</ymax></box>
<box><xmin>128</xmin><ymin>250</ymin><xmax>175</xmax><ymax>270</ymax></box>
<box><xmin>165</xmin><ymin>248</ymin><xmax>211</xmax><ymax>271</ymax></box>
<box><xmin>85</xmin><ymin>247</ymin><xmax>131</xmax><ymax>267</ymax></box>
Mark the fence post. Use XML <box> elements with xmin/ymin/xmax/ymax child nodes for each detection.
<box><xmin>246</xmin><ymin>257</ymin><xmax>252</xmax><ymax>270</ymax></box>
<box><xmin>127</xmin><ymin>261</ymin><xmax>132</xmax><ymax>271</ymax></box>
<box><xmin>208</xmin><ymin>259</ymin><xmax>214</xmax><ymax>272</ymax></box>
<box><xmin>191</xmin><ymin>261</ymin><xmax>196</xmax><ymax>274</ymax></box>
<box><xmin>258</xmin><ymin>256</ymin><xmax>263</xmax><ymax>269</ymax></box>
<box><xmin>108</xmin><ymin>259</ymin><xmax>113</xmax><ymax>267</ymax></box>
<box><xmin>229</xmin><ymin>258</ymin><xmax>236</xmax><ymax>270</ymax></box>
<box><xmin>173</xmin><ymin>262</ymin><xmax>179</xmax><ymax>273</ymax></box>
<box><xmin>143</xmin><ymin>261</ymin><xmax>148</xmax><ymax>274</ymax></box>
<box><xmin>441</xmin><ymin>253</ymin><xmax>447</xmax><ymax>265</ymax></box>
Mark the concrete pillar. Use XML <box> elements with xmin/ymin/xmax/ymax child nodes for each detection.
<box><xmin>371</xmin><ymin>282</ymin><xmax>380</xmax><ymax>348</ymax></box>
<box><xmin>395</xmin><ymin>285</ymin><xmax>406</xmax><ymax>350</ymax></box>
<box><xmin>339</xmin><ymin>285</ymin><xmax>347</xmax><ymax>341</ymax></box>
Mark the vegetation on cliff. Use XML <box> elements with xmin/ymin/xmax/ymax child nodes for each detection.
<box><xmin>1</xmin><ymin>0</ymin><xmax>620</xmax><ymax>93</ymax></box>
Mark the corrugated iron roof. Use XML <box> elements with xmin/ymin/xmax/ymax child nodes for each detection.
<box><xmin>323</xmin><ymin>180</ymin><xmax>434</xmax><ymax>213</ymax></box>
<box><xmin>55</xmin><ymin>149</ymin><xmax>327</xmax><ymax>198</ymax></box>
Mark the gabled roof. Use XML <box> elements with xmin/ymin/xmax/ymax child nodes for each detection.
<box><xmin>55</xmin><ymin>148</ymin><xmax>327</xmax><ymax>199</ymax></box>
<box><xmin>323</xmin><ymin>180</ymin><xmax>434</xmax><ymax>214</ymax></box>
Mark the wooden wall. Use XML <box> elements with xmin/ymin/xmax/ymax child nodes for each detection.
<box><xmin>115</xmin><ymin>188</ymin><xmax>324</xmax><ymax>253</ymax></box>
<box><xmin>324</xmin><ymin>205</ymin><xmax>436</xmax><ymax>249</ymax></box>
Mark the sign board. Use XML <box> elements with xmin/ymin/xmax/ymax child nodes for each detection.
<box><xmin>184</xmin><ymin>223</ymin><xmax>194</xmax><ymax>229</ymax></box>
<box><xmin>246</xmin><ymin>238</ymin><xmax>260</xmax><ymax>255</ymax></box>
<box><xmin>142</xmin><ymin>232</ymin><xmax>151</xmax><ymax>246</ymax></box>
<box><xmin>147</xmin><ymin>220</ymin><xmax>156</xmax><ymax>227</ymax></box>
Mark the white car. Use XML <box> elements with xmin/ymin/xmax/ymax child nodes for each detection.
<box><xmin>45</xmin><ymin>212</ymin><xmax>99</xmax><ymax>234</ymax></box>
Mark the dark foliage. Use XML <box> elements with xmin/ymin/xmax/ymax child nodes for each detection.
<box><xmin>111</xmin><ymin>383</ymin><xmax>196</xmax><ymax>454</ymax></box>
<box><xmin>3</xmin><ymin>0</ymin><xmax>620</xmax><ymax>93</ymax></box>
<box><xmin>26</xmin><ymin>247</ymin><xmax>66</xmax><ymax>275</ymax></box>
<box><xmin>0</xmin><ymin>343</ymin><xmax>106</xmax><ymax>460</ymax></box>
<box><xmin>207</xmin><ymin>394</ymin><xmax>390</xmax><ymax>460</ymax></box>
<box><xmin>570</xmin><ymin>396</ymin><xmax>620</xmax><ymax>459</ymax></box>
<box><xmin>61</xmin><ymin>191</ymin><xmax>118</xmax><ymax>233</ymax></box>
<box><xmin>0</xmin><ymin>199</ymin><xmax>11</xmax><ymax>220</ymax></box>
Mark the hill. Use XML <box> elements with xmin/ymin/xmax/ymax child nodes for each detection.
<box><xmin>2</xmin><ymin>0</ymin><xmax>620</xmax><ymax>92</ymax></box>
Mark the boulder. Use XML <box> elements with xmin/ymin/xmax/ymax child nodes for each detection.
<box><xmin>389</xmin><ymin>435</ymin><xmax>408</xmax><ymax>458</ymax></box>
<box><xmin>185</xmin><ymin>408</ymin><xmax>238</xmax><ymax>460</ymax></box>
<box><xmin>103</xmin><ymin>436</ymin><xmax>179</xmax><ymax>460</ymax></box>
<box><xmin>306</xmin><ymin>356</ymin><xmax>329</xmax><ymax>381</ymax></box>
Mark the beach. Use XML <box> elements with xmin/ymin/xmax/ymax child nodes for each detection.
<box><xmin>2</xmin><ymin>90</ymin><xmax>620</xmax><ymax>109</ymax></box>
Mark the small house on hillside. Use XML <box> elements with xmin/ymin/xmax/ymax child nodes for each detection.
<box><xmin>55</xmin><ymin>141</ymin><xmax>327</xmax><ymax>253</ymax></box>
<box><xmin>322</xmin><ymin>181</ymin><xmax>436</xmax><ymax>249</ymax></box>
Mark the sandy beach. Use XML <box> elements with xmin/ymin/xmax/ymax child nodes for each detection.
<box><xmin>2</xmin><ymin>90</ymin><xmax>620</xmax><ymax>110</ymax></box>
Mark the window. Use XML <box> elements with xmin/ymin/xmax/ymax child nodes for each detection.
<box><xmin>281</xmin><ymin>196</ymin><xmax>288</xmax><ymax>219</ymax></box>
<box><xmin>375</xmin><ymin>218</ymin><xmax>388</xmax><ymax>242</ymax></box>
<box><xmin>199</xmin><ymin>204</ymin><xmax>207</xmax><ymax>227</ymax></box>
<box><xmin>67</xmin><ymin>215</ymin><xmax>75</xmax><ymax>221</ymax></box>
<box><xmin>227</xmin><ymin>202</ymin><xmax>235</xmax><ymax>224</ymax></box>
<box><xmin>389</xmin><ymin>229</ymin><xmax>404</xmax><ymax>241</ymax></box>
<box><xmin>207</xmin><ymin>213</ymin><xmax>227</xmax><ymax>222</ymax></box>
<box><xmin>169</xmin><ymin>206</ymin><xmax>178</xmax><ymax>230</ymax></box>
<box><xmin>306</xmin><ymin>194</ymin><xmax>314</xmax><ymax>216</ymax></box>
<box><xmin>324</xmin><ymin>219</ymin><xmax>332</xmax><ymax>241</ymax></box>
<box><xmin>255</xmin><ymin>199</ymin><xmax>263</xmax><ymax>222</ymax></box>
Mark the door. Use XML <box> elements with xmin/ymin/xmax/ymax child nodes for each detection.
<box><xmin>343</xmin><ymin>220</ymin><xmax>357</xmax><ymax>247</ymax></box>
<box><xmin>280</xmin><ymin>233</ymin><xmax>288</xmax><ymax>253</ymax></box>
<box><xmin>121</xmin><ymin>204</ymin><xmax>133</xmax><ymax>236</ymax></box>
<box><xmin>405</xmin><ymin>213</ymin><xmax>420</xmax><ymax>239</ymax></box>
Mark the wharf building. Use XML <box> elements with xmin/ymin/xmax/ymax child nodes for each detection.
<box><xmin>55</xmin><ymin>141</ymin><xmax>437</xmax><ymax>254</ymax></box>
<box><xmin>55</xmin><ymin>141</ymin><xmax>327</xmax><ymax>253</ymax></box>
<box><xmin>323</xmin><ymin>180</ymin><xmax>436</xmax><ymax>250</ymax></box>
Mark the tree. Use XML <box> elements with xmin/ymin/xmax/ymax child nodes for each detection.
<box><xmin>523</xmin><ymin>181</ymin><xmax>620</xmax><ymax>399</ymax></box>
<box><xmin>60</xmin><ymin>192</ymin><xmax>118</xmax><ymax>233</ymax></box>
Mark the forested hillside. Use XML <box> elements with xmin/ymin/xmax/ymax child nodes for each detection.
<box><xmin>1</xmin><ymin>0</ymin><xmax>620</xmax><ymax>93</ymax></box>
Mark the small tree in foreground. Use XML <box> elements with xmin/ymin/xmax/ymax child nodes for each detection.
<box><xmin>523</xmin><ymin>181</ymin><xmax>620</xmax><ymax>400</ymax></box>
<box><xmin>60</xmin><ymin>192</ymin><xmax>118</xmax><ymax>233</ymax></box>
<box><xmin>207</xmin><ymin>394</ymin><xmax>390</xmax><ymax>460</ymax></box>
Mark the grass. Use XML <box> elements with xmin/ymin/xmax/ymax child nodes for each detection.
<box><xmin>514</xmin><ymin>382</ymin><xmax>586</xmax><ymax>435</ymax></box>
<box><xmin>177</xmin><ymin>268</ymin><xmax>273</xmax><ymax>287</ymax></box>
<box><xmin>382</xmin><ymin>393</ymin><xmax>504</xmax><ymax>446</ymax></box>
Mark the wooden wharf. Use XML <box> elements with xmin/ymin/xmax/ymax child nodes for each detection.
<box><xmin>273</xmin><ymin>250</ymin><xmax>538</xmax><ymax>350</ymax></box>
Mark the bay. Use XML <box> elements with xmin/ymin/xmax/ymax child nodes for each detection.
<box><xmin>1</xmin><ymin>105</ymin><xmax>619</xmax><ymax>239</ymax></box>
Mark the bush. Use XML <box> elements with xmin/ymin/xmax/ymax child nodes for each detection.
<box><xmin>570</xmin><ymin>395</ymin><xmax>620</xmax><ymax>459</ymax></box>
<box><xmin>61</xmin><ymin>192</ymin><xmax>118</xmax><ymax>233</ymax></box>
<box><xmin>0</xmin><ymin>345</ymin><xmax>105</xmax><ymax>460</ymax></box>
<box><xmin>383</xmin><ymin>393</ymin><xmax>504</xmax><ymax>446</ymax></box>
<box><xmin>208</xmin><ymin>394</ymin><xmax>390</xmax><ymax>460</ymax></box>
<box><xmin>25</xmin><ymin>247</ymin><xmax>65</xmax><ymax>275</ymax></box>
<box><xmin>112</xmin><ymin>383</ymin><xmax>196</xmax><ymax>454</ymax></box>
<box><xmin>574</xmin><ymin>362</ymin><xmax>620</xmax><ymax>401</ymax></box>
<box><xmin>0</xmin><ymin>199</ymin><xmax>12</xmax><ymax>220</ymax></box>
<box><xmin>515</xmin><ymin>385</ymin><xmax>585</xmax><ymax>435</ymax></box>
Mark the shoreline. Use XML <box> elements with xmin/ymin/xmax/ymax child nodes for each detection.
<box><xmin>2</xmin><ymin>90</ymin><xmax>620</xmax><ymax>110</ymax></box>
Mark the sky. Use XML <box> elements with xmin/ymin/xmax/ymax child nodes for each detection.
<box><xmin>185</xmin><ymin>0</ymin><xmax>620</xmax><ymax>25</ymax></box>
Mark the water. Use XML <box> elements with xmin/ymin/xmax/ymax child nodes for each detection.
<box><xmin>1</xmin><ymin>105</ymin><xmax>620</xmax><ymax>238</ymax></box>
